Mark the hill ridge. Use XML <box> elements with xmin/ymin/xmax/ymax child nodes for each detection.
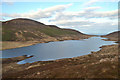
<box><xmin>2</xmin><ymin>18</ymin><xmax>91</xmax><ymax>42</ymax></box>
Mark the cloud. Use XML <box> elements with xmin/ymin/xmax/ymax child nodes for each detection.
<box><xmin>50</xmin><ymin>7</ymin><xmax>117</xmax><ymax>23</ymax></box>
<box><xmin>51</xmin><ymin>17</ymin><xmax>117</xmax><ymax>27</ymax></box>
<box><xmin>84</xmin><ymin>0</ymin><xmax>99</xmax><ymax>7</ymax></box>
<box><xmin>53</xmin><ymin>20</ymin><xmax>95</xmax><ymax>26</ymax></box>
<box><xmin>2</xmin><ymin>3</ymin><xmax>73</xmax><ymax>19</ymax></box>
<box><xmin>84</xmin><ymin>0</ymin><xmax>119</xmax><ymax>7</ymax></box>
<box><xmin>57</xmin><ymin>21</ymin><xmax>118</xmax><ymax>35</ymax></box>
<box><xmin>94</xmin><ymin>10</ymin><xmax>118</xmax><ymax>19</ymax></box>
<box><xmin>2</xmin><ymin>0</ymin><xmax>14</xmax><ymax>5</ymax></box>
<box><xmin>82</xmin><ymin>22</ymin><xmax>118</xmax><ymax>35</ymax></box>
<box><xmin>84</xmin><ymin>7</ymin><xmax>102</xmax><ymax>12</ymax></box>
<box><xmin>3</xmin><ymin>4</ymin><xmax>117</xmax><ymax>21</ymax></box>
<box><xmin>2</xmin><ymin>3</ymin><xmax>118</xmax><ymax>35</ymax></box>
<box><xmin>48</xmin><ymin>8</ymin><xmax>118</xmax><ymax>35</ymax></box>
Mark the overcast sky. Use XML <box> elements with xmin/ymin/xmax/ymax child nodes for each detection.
<box><xmin>1</xmin><ymin>0</ymin><xmax>118</xmax><ymax>35</ymax></box>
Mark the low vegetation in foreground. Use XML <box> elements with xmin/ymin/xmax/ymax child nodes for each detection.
<box><xmin>2</xmin><ymin>31</ymin><xmax>119</xmax><ymax>78</ymax></box>
<box><xmin>2</xmin><ymin>44</ymin><xmax>118</xmax><ymax>78</ymax></box>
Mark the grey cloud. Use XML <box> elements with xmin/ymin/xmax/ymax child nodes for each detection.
<box><xmin>50</xmin><ymin>9</ymin><xmax>118</xmax><ymax>22</ymax></box>
<box><xmin>83</xmin><ymin>0</ymin><xmax>99</xmax><ymax>7</ymax></box>
<box><xmin>2</xmin><ymin>4</ymin><xmax>72</xmax><ymax>19</ymax></box>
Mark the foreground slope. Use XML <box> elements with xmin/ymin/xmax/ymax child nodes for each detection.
<box><xmin>2</xmin><ymin>45</ymin><xmax>118</xmax><ymax>78</ymax></box>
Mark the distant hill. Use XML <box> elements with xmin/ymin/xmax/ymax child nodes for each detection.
<box><xmin>102</xmin><ymin>31</ymin><xmax>119</xmax><ymax>41</ymax></box>
<box><xmin>2</xmin><ymin>18</ymin><xmax>91</xmax><ymax>42</ymax></box>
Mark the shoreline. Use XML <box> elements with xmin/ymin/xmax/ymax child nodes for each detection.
<box><xmin>2</xmin><ymin>36</ymin><xmax>114</xmax><ymax>51</ymax></box>
<box><xmin>2</xmin><ymin>44</ymin><xmax>118</xmax><ymax>78</ymax></box>
<box><xmin>1</xmin><ymin>36</ymin><xmax>92</xmax><ymax>50</ymax></box>
<box><xmin>1</xmin><ymin>41</ymin><xmax>39</xmax><ymax>50</ymax></box>
<box><xmin>2</xmin><ymin>35</ymin><xmax>119</xmax><ymax>78</ymax></box>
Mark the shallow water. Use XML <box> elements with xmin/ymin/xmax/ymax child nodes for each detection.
<box><xmin>0</xmin><ymin>37</ymin><xmax>116</xmax><ymax>64</ymax></box>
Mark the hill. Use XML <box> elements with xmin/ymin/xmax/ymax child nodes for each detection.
<box><xmin>102</xmin><ymin>31</ymin><xmax>119</xmax><ymax>41</ymax></box>
<box><xmin>2</xmin><ymin>18</ymin><xmax>92</xmax><ymax>50</ymax></box>
<box><xmin>2</xmin><ymin>18</ymin><xmax>91</xmax><ymax>42</ymax></box>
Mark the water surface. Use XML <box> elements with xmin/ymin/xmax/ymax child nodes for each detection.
<box><xmin>1</xmin><ymin>37</ymin><xmax>116</xmax><ymax>64</ymax></box>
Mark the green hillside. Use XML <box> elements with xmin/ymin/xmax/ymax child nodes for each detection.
<box><xmin>2</xmin><ymin>18</ymin><xmax>88</xmax><ymax>41</ymax></box>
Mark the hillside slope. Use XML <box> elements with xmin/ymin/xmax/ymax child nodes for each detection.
<box><xmin>102</xmin><ymin>31</ymin><xmax>119</xmax><ymax>41</ymax></box>
<box><xmin>2</xmin><ymin>18</ymin><xmax>91</xmax><ymax>42</ymax></box>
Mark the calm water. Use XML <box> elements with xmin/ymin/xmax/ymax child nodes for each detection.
<box><xmin>0</xmin><ymin>37</ymin><xmax>116</xmax><ymax>64</ymax></box>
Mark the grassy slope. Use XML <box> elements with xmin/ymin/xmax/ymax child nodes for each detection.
<box><xmin>2</xmin><ymin>18</ymin><xmax>84</xmax><ymax>41</ymax></box>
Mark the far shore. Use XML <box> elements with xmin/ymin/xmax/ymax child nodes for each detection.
<box><xmin>1</xmin><ymin>36</ymin><xmax>92</xmax><ymax>50</ymax></box>
<box><xmin>2</xmin><ymin>35</ymin><xmax>116</xmax><ymax>50</ymax></box>
<box><xmin>1</xmin><ymin>41</ymin><xmax>39</xmax><ymax>50</ymax></box>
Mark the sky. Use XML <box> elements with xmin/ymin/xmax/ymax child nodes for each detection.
<box><xmin>1</xmin><ymin>0</ymin><xmax>119</xmax><ymax>35</ymax></box>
